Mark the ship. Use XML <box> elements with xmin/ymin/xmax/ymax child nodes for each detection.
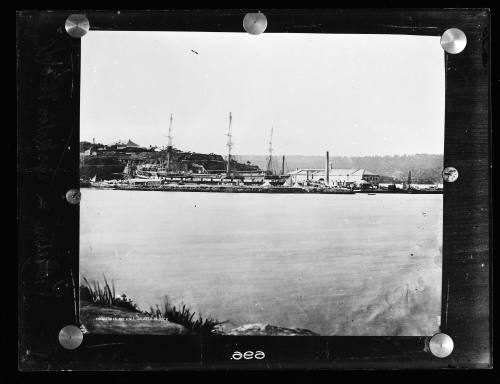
<box><xmin>262</xmin><ymin>127</ymin><xmax>288</xmax><ymax>186</ymax></box>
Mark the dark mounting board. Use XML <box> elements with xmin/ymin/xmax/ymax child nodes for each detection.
<box><xmin>17</xmin><ymin>9</ymin><xmax>491</xmax><ymax>370</ymax></box>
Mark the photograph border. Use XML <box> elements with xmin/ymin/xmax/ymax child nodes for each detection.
<box><xmin>17</xmin><ymin>9</ymin><xmax>491</xmax><ymax>370</ymax></box>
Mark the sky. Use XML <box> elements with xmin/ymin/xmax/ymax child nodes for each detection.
<box><xmin>81</xmin><ymin>31</ymin><xmax>445</xmax><ymax>156</ymax></box>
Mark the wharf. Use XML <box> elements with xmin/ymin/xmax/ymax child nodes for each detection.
<box><xmin>355</xmin><ymin>189</ymin><xmax>443</xmax><ymax>194</ymax></box>
<box><xmin>81</xmin><ymin>182</ymin><xmax>442</xmax><ymax>194</ymax></box>
<box><xmin>84</xmin><ymin>183</ymin><xmax>355</xmax><ymax>194</ymax></box>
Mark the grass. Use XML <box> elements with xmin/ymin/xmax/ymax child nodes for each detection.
<box><xmin>80</xmin><ymin>276</ymin><xmax>139</xmax><ymax>312</ymax></box>
<box><xmin>146</xmin><ymin>297</ymin><xmax>226</xmax><ymax>335</ymax></box>
<box><xmin>80</xmin><ymin>276</ymin><xmax>224</xmax><ymax>335</ymax></box>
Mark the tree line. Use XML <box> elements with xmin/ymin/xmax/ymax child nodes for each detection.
<box><xmin>235</xmin><ymin>154</ymin><xmax>444</xmax><ymax>183</ymax></box>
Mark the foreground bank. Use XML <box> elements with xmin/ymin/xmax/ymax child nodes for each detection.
<box><xmin>80</xmin><ymin>277</ymin><xmax>320</xmax><ymax>336</ymax></box>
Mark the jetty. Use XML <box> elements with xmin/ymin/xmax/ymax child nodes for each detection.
<box><xmin>88</xmin><ymin>183</ymin><xmax>355</xmax><ymax>194</ymax></box>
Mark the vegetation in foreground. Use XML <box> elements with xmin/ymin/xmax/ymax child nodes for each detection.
<box><xmin>80</xmin><ymin>275</ymin><xmax>224</xmax><ymax>335</ymax></box>
<box><xmin>80</xmin><ymin>276</ymin><xmax>139</xmax><ymax>312</ymax></box>
<box><xmin>146</xmin><ymin>298</ymin><xmax>225</xmax><ymax>335</ymax></box>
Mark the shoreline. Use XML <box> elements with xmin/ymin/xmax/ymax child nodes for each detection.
<box><xmin>82</xmin><ymin>184</ymin><xmax>354</xmax><ymax>194</ymax></box>
<box><xmin>80</xmin><ymin>184</ymin><xmax>443</xmax><ymax>194</ymax></box>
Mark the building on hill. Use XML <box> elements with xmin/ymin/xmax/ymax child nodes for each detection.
<box><xmin>287</xmin><ymin>168</ymin><xmax>380</xmax><ymax>188</ymax></box>
<box><xmin>107</xmin><ymin>139</ymin><xmax>150</xmax><ymax>153</ymax></box>
<box><xmin>108</xmin><ymin>139</ymin><xmax>141</xmax><ymax>150</ymax></box>
<box><xmin>83</xmin><ymin>148</ymin><xmax>97</xmax><ymax>156</ymax></box>
<box><xmin>125</xmin><ymin>139</ymin><xmax>139</xmax><ymax>147</ymax></box>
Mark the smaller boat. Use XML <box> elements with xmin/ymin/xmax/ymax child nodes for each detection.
<box><xmin>368</xmin><ymin>193</ymin><xmax>376</xmax><ymax>195</ymax></box>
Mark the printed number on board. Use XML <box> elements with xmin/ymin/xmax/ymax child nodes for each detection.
<box><xmin>231</xmin><ymin>351</ymin><xmax>265</xmax><ymax>360</ymax></box>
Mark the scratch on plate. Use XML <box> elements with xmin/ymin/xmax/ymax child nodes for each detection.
<box><xmin>293</xmin><ymin>24</ymin><xmax>323</xmax><ymax>28</ymax></box>
<box><xmin>381</xmin><ymin>25</ymin><xmax>439</xmax><ymax>30</ymax></box>
<box><xmin>84</xmin><ymin>343</ymin><xmax>126</xmax><ymax>348</ymax></box>
<box><xmin>444</xmin><ymin>278</ymin><xmax>450</xmax><ymax>329</ymax></box>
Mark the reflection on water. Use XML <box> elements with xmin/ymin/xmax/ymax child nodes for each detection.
<box><xmin>80</xmin><ymin>189</ymin><xmax>442</xmax><ymax>335</ymax></box>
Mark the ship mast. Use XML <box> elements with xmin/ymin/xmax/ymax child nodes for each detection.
<box><xmin>225</xmin><ymin>112</ymin><xmax>233</xmax><ymax>175</ymax></box>
<box><xmin>166</xmin><ymin>113</ymin><xmax>173</xmax><ymax>172</ymax></box>
<box><xmin>266</xmin><ymin>126</ymin><xmax>274</xmax><ymax>176</ymax></box>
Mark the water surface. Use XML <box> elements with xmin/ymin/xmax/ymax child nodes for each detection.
<box><xmin>80</xmin><ymin>189</ymin><xmax>442</xmax><ymax>335</ymax></box>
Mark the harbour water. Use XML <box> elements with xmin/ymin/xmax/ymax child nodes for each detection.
<box><xmin>80</xmin><ymin>189</ymin><xmax>443</xmax><ymax>336</ymax></box>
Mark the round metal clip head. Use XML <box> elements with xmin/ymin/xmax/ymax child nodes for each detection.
<box><xmin>440</xmin><ymin>28</ymin><xmax>467</xmax><ymax>54</ymax></box>
<box><xmin>65</xmin><ymin>14</ymin><xmax>90</xmax><ymax>38</ymax></box>
<box><xmin>442</xmin><ymin>167</ymin><xmax>459</xmax><ymax>183</ymax></box>
<box><xmin>66</xmin><ymin>189</ymin><xmax>81</xmax><ymax>204</ymax></box>
<box><xmin>243</xmin><ymin>12</ymin><xmax>267</xmax><ymax>35</ymax></box>
<box><xmin>429</xmin><ymin>333</ymin><xmax>454</xmax><ymax>358</ymax></box>
<box><xmin>58</xmin><ymin>325</ymin><xmax>83</xmax><ymax>350</ymax></box>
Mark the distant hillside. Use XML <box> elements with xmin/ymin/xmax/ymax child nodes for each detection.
<box><xmin>80</xmin><ymin>142</ymin><xmax>260</xmax><ymax>180</ymax></box>
<box><xmin>235</xmin><ymin>154</ymin><xmax>444</xmax><ymax>183</ymax></box>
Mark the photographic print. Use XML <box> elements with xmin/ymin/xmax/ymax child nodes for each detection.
<box><xmin>79</xmin><ymin>31</ymin><xmax>444</xmax><ymax>336</ymax></box>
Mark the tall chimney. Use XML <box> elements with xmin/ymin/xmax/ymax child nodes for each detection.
<box><xmin>166</xmin><ymin>114</ymin><xmax>174</xmax><ymax>172</ymax></box>
<box><xmin>226</xmin><ymin>112</ymin><xmax>233</xmax><ymax>176</ymax></box>
<box><xmin>325</xmin><ymin>151</ymin><xmax>330</xmax><ymax>186</ymax></box>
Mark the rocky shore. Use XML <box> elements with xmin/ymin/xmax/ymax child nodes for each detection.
<box><xmin>223</xmin><ymin>323</ymin><xmax>319</xmax><ymax>336</ymax></box>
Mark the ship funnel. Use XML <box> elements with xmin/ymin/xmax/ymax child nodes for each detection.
<box><xmin>325</xmin><ymin>151</ymin><xmax>330</xmax><ymax>186</ymax></box>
